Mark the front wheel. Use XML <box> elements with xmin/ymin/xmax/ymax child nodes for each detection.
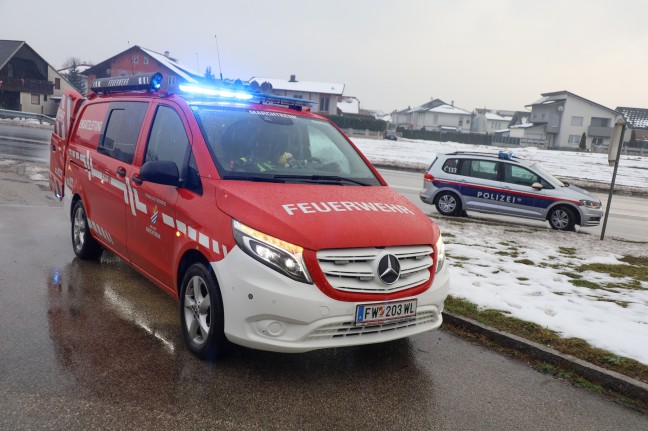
<box><xmin>71</xmin><ymin>200</ymin><xmax>103</xmax><ymax>260</ymax></box>
<box><xmin>435</xmin><ymin>192</ymin><xmax>461</xmax><ymax>216</ymax></box>
<box><xmin>548</xmin><ymin>206</ymin><xmax>576</xmax><ymax>231</ymax></box>
<box><xmin>180</xmin><ymin>263</ymin><xmax>227</xmax><ymax>359</ymax></box>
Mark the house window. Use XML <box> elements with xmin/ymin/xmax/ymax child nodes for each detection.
<box><xmin>55</xmin><ymin>78</ymin><xmax>60</xmax><ymax>90</ymax></box>
<box><xmin>592</xmin><ymin>137</ymin><xmax>604</xmax><ymax>145</ymax></box>
<box><xmin>293</xmin><ymin>94</ymin><xmax>303</xmax><ymax>99</ymax></box>
<box><xmin>458</xmin><ymin>117</ymin><xmax>463</xmax><ymax>127</ymax></box>
<box><xmin>143</xmin><ymin>57</ymin><xmax>149</xmax><ymax>64</ymax></box>
<box><xmin>568</xmin><ymin>134</ymin><xmax>581</xmax><ymax>144</ymax></box>
<box><xmin>542</xmin><ymin>113</ymin><xmax>547</xmax><ymax>120</ymax></box>
<box><xmin>571</xmin><ymin>116</ymin><xmax>583</xmax><ymax>126</ymax></box>
<box><xmin>433</xmin><ymin>114</ymin><xmax>439</xmax><ymax>124</ymax></box>
<box><xmin>319</xmin><ymin>96</ymin><xmax>329</xmax><ymax>112</ymax></box>
<box><xmin>133</xmin><ymin>56</ymin><xmax>139</xmax><ymax>64</ymax></box>
<box><xmin>31</xmin><ymin>94</ymin><xmax>40</xmax><ymax>105</ymax></box>
<box><xmin>591</xmin><ymin>117</ymin><xmax>610</xmax><ymax>127</ymax></box>
<box><xmin>168</xmin><ymin>76</ymin><xmax>175</xmax><ymax>86</ymax></box>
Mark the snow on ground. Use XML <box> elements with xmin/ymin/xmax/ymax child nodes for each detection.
<box><xmin>353</xmin><ymin>137</ymin><xmax>648</xmax><ymax>365</ymax></box>
<box><xmin>353</xmin><ymin>137</ymin><xmax>648</xmax><ymax>190</ymax></box>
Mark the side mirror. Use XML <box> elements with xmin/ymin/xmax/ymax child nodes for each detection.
<box><xmin>140</xmin><ymin>161</ymin><xmax>180</xmax><ymax>187</ymax></box>
<box><xmin>531</xmin><ymin>182</ymin><xmax>543</xmax><ymax>190</ymax></box>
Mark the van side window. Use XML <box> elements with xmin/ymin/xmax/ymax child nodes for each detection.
<box><xmin>145</xmin><ymin>105</ymin><xmax>201</xmax><ymax>193</ymax></box>
<box><xmin>99</xmin><ymin>102</ymin><xmax>148</xmax><ymax>164</ymax></box>
<box><xmin>467</xmin><ymin>160</ymin><xmax>499</xmax><ymax>181</ymax></box>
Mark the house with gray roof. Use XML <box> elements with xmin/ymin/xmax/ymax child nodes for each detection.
<box><xmin>391</xmin><ymin>99</ymin><xmax>472</xmax><ymax>132</ymax></box>
<box><xmin>0</xmin><ymin>39</ymin><xmax>76</xmax><ymax>116</ymax></box>
<box><xmin>249</xmin><ymin>75</ymin><xmax>344</xmax><ymax>115</ymax></box>
<box><xmin>524</xmin><ymin>91</ymin><xmax>622</xmax><ymax>150</ymax></box>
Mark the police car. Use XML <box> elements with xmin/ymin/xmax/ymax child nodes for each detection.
<box><xmin>49</xmin><ymin>72</ymin><xmax>449</xmax><ymax>358</ymax></box>
<box><xmin>419</xmin><ymin>151</ymin><xmax>603</xmax><ymax>231</ymax></box>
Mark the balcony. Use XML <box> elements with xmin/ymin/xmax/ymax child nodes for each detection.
<box><xmin>588</xmin><ymin>126</ymin><xmax>613</xmax><ymax>138</ymax></box>
<box><xmin>0</xmin><ymin>76</ymin><xmax>54</xmax><ymax>95</ymax></box>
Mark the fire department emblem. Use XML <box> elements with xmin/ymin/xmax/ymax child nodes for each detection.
<box><xmin>151</xmin><ymin>205</ymin><xmax>158</xmax><ymax>224</ymax></box>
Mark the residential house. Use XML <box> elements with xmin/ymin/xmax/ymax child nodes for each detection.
<box><xmin>82</xmin><ymin>45</ymin><xmax>201</xmax><ymax>92</ymax></box>
<box><xmin>615</xmin><ymin>107</ymin><xmax>648</xmax><ymax>146</ymax></box>
<box><xmin>524</xmin><ymin>91</ymin><xmax>621</xmax><ymax>150</ymax></box>
<box><xmin>391</xmin><ymin>99</ymin><xmax>472</xmax><ymax>133</ymax></box>
<box><xmin>0</xmin><ymin>39</ymin><xmax>77</xmax><ymax>116</ymax></box>
<box><xmin>249</xmin><ymin>75</ymin><xmax>344</xmax><ymax>115</ymax></box>
<box><xmin>337</xmin><ymin>96</ymin><xmax>360</xmax><ymax>115</ymax></box>
<box><xmin>471</xmin><ymin>108</ymin><xmax>515</xmax><ymax>134</ymax></box>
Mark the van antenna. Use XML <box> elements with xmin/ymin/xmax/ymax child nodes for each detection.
<box><xmin>214</xmin><ymin>35</ymin><xmax>223</xmax><ymax>80</ymax></box>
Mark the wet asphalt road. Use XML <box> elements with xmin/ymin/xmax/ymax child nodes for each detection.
<box><xmin>0</xmin><ymin>163</ymin><xmax>647</xmax><ymax>430</ymax></box>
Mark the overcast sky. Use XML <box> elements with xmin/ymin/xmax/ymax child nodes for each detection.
<box><xmin>2</xmin><ymin>1</ymin><xmax>647</xmax><ymax>113</ymax></box>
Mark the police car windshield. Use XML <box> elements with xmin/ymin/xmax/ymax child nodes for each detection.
<box><xmin>191</xmin><ymin>106</ymin><xmax>381</xmax><ymax>185</ymax></box>
<box><xmin>530</xmin><ymin>163</ymin><xmax>565</xmax><ymax>187</ymax></box>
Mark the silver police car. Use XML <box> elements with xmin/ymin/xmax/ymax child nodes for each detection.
<box><xmin>419</xmin><ymin>151</ymin><xmax>603</xmax><ymax>231</ymax></box>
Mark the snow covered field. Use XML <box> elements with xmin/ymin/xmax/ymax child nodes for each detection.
<box><xmin>354</xmin><ymin>137</ymin><xmax>648</xmax><ymax>365</ymax></box>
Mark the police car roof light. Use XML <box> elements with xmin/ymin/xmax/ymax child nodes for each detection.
<box><xmin>498</xmin><ymin>150</ymin><xmax>514</xmax><ymax>160</ymax></box>
<box><xmin>90</xmin><ymin>72</ymin><xmax>163</xmax><ymax>94</ymax></box>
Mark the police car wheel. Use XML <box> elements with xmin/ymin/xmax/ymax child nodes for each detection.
<box><xmin>435</xmin><ymin>192</ymin><xmax>461</xmax><ymax>216</ymax></box>
<box><xmin>548</xmin><ymin>206</ymin><xmax>576</xmax><ymax>231</ymax></box>
<box><xmin>180</xmin><ymin>263</ymin><xmax>227</xmax><ymax>359</ymax></box>
<box><xmin>71</xmin><ymin>200</ymin><xmax>103</xmax><ymax>260</ymax></box>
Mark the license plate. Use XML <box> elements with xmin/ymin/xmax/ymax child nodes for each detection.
<box><xmin>355</xmin><ymin>299</ymin><xmax>417</xmax><ymax>326</ymax></box>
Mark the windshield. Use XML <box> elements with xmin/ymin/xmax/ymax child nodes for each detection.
<box><xmin>530</xmin><ymin>163</ymin><xmax>565</xmax><ymax>187</ymax></box>
<box><xmin>191</xmin><ymin>106</ymin><xmax>381</xmax><ymax>186</ymax></box>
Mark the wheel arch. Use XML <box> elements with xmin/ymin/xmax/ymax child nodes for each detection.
<box><xmin>176</xmin><ymin>249</ymin><xmax>215</xmax><ymax>297</ymax></box>
<box><xmin>546</xmin><ymin>202</ymin><xmax>582</xmax><ymax>225</ymax></box>
<box><xmin>433</xmin><ymin>187</ymin><xmax>464</xmax><ymax>206</ymax></box>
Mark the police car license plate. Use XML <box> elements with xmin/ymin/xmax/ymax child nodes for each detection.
<box><xmin>355</xmin><ymin>299</ymin><xmax>417</xmax><ymax>326</ymax></box>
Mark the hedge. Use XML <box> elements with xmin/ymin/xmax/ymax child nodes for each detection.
<box><xmin>324</xmin><ymin>114</ymin><xmax>387</xmax><ymax>132</ymax></box>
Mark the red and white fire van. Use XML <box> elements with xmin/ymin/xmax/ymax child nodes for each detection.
<box><xmin>49</xmin><ymin>73</ymin><xmax>449</xmax><ymax>358</ymax></box>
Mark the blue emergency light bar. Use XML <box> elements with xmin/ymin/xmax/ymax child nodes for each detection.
<box><xmin>178</xmin><ymin>79</ymin><xmax>317</xmax><ymax>109</ymax></box>
<box><xmin>498</xmin><ymin>150</ymin><xmax>515</xmax><ymax>160</ymax></box>
<box><xmin>91</xmin><ymin>72</ymin><xmax>163</xmax><ymax>94</ymax></box>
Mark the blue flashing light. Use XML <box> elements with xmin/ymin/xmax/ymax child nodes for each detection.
<box><xmin>498</xmin><ymin>150</ymin><xmax>514</xmax><ymax>160</ymax></box>
<box><xmin>179</xmin><ymin>84</ymin><xmax>253</xmax><ymax>100</ymax></box>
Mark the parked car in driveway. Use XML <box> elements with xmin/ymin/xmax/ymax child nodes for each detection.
<box><xmin>419</xmin><ymin>151</ymin><xmax>603</xmax><ymax>231</ymax></box>
<box><xmin>384</xmin><ymin>130</ymin><xmax>398</xmax><ymax>141</ymax></box>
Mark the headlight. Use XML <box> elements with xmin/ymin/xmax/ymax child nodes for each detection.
<box><xmin>435</xmin><ymin>235</ymin><xmax>446</xmax><ymax>274</ymax></box>
<box><xmin>232</xmin><ymin>220</ymin><xmax>312</xmax><ymax>284</ymax></box>
<box><xmin>580</xmin><ymin>199</ymin><xmax>601</xmax><ymax>209</ymax></box>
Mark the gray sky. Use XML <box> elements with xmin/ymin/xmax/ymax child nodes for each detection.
<box><xmin>2</xmin><ymin>0</ymin><xmax>647</xmax><ymax>113</ymax></box>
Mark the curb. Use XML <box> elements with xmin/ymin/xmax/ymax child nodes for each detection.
<box><xmin>442</xmin><ymin>311</ymin><xmax>648</xmax><ymax>403</ymax></box>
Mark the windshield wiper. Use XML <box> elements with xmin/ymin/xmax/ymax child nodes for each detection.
<box><xmin>273</xmin><ymin>175</ymin><xmax>370</xmax><ymax>186</ymax></box>
<box><xmin>221</xmin><ymin>175</ymin><xmax>286</xmax><ymax>183</ymax></box>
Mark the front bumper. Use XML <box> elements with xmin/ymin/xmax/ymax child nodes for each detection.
<box><xmin>211</xmin><ymin>247</ymin><xmax>450</xmax><ymax>353</ymax></box>
<box><xmin>578</xmin><ymin>206</ymin><xmax>603</xmax><ymax>226</ymax></box>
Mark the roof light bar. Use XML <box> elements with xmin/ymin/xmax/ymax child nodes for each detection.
<box><xmin>179</xmin><ymin>79</ymin><xmax>317</xmax><ymax>109</ymax></box>
<box><xmin>91</xmin><ymin>72</ymin><xmax>163</xmax><ymax>94</ymax></box>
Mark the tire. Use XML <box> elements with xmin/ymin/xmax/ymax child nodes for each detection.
<box><xmin>180</xmin><ymin>263</ymin><xmax>227</xmax><ymax>359</ymax></box>
<box><xmin>71</xmin><ymin>200</ymin><xmax>103</xmax><ymax>260</ymax></box>
<box><xmin>548</xmin><ymin>206</ymin><xmax>576</xmax><ymax>231</ymax></box>
<box><xmin>435</xmin><ymin>192</ymin><xmax>461</xmax><ymax>216</ymax></box>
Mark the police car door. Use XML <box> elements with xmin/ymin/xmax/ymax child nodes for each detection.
<box><xmin>499</xmin><ymin>163</ymin><xmax>548</xmax><ymax>219</ymax></box>
<box><xmin>458</xmin><ymin>158</ymin><xmax>502</xmax><ymax>214</ymax></box>
<box><xmin>127</xmin><ymin>103</ymin><xmax>193</xmax><ymax>289</ymax></box>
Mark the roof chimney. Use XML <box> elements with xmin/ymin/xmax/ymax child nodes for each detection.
<box><xmin>164</xmin><ymin>50</ymin><xmax>170</xmax><ymax>58</ymax></box>
<box><xmin>289</xmin><ymin>74</ymin><xmax>297</xmax><ymax>82</ymax></box>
